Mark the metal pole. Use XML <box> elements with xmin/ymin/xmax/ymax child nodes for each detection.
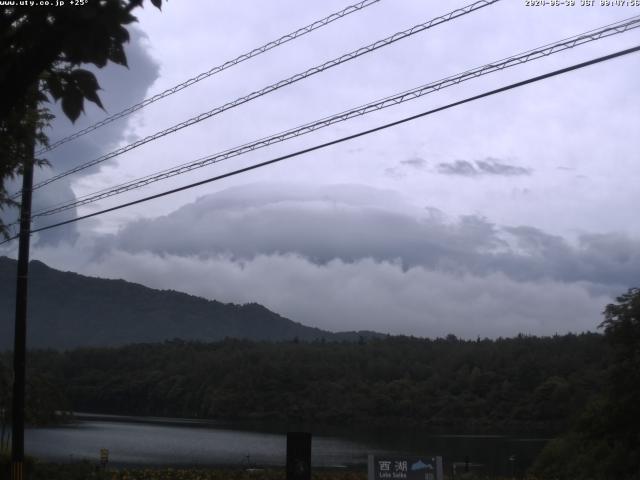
<box><xmin>11</xmin><ymin>152</ymin><xmax>34</xmax><ymax>480</ymax></box>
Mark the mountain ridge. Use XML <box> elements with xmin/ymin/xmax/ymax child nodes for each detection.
<box><xmin>0</xmin><ymin>256</ymin><xmax>381</xmax><ymax>349</ymax></box>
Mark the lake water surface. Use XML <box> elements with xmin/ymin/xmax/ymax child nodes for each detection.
<box><xmin>24</xmin><ymin>414</ymin><xmax>550</xmax><ymax>476</ymax></box>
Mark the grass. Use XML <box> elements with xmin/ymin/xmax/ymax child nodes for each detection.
<box><xmin>0</xmin><ymin>457</ymin><xmax>370</xmax><ymax>480</ymax></box>
<box><xmin>0</xmin><ymin>457</ymin><xmax>541</xmax><ymax>480</ymax></box>
<box><xmin>106</xmin><ymin>468</ymin><xmax>368</xmax><ymax>480</ymax></box>
<box><xmin>0</xmin><ymin>447</ymin><xmax>543</xmax><ymax>480</ymax></box>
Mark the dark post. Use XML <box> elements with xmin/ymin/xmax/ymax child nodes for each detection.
<box><xmin>286</xmin><ymin>432</ymin><xmax>311</xmax><ymax>480</ymax></box>
<box><xmin>11</xmin><ymin>153</ymin><xmax>34</xmax><ymax>480</ymax></box>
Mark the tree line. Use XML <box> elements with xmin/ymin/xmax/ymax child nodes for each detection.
<box><xmin>531</xmin><ymin>288</ymin><xmax>640</xmax><ymax>479</ymax></box>
<box><xmin>0</xmin><ymin>332</ymin><xmax>609</xmax><ymax>433</ymax></box>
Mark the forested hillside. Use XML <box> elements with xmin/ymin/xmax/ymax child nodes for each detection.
<box><xmin>4</xmin><ymin>333</ymin><xmax>609</xmax><ymax>433</ymax></box>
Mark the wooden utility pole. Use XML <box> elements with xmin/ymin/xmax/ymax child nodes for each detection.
<box><xmin>11</xmin><ymin>148</ymin><xmax>34</xmax><ymax>480</ymax></box>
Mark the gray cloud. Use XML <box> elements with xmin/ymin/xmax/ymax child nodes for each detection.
<box><xmin>438</xmin><ymin>158</ymin><xmax>531</xmax><ymax>177</ymax></box>
<box><xmin>109</xmin><ymin>183</ymin><xmax>638</xmax><ymax>293</ymax></box>
<box><xmin>438</xmin><ymin>160</ymin><xmax>477</xmax><ymax>176</ymax></box>
<box><xmin>16</xmin><ymin>182</ymin><xmax>635</xmax><ymax>338</ymax></box>
<box><xmin>44</xmin><ymin>28</ymin><xmax>160</xmax><ymax>175</ymax></box>
<box><xmin>16</xmin><ymin>28</ymin><xmax>161</xmax><ymax>245</ymax></box>
<box><xmin>476</xmin><ymin>159</ymin><xmax>531</xmax><ymax>176</ymax></box>
<box><xmin>30</xmin><ymin>173</ymin><xmax>79</xmax><ymax>246</ymax></box>
<box><xmin>385</xmin><ymin>157</ymin><xmax>426</xmax><ymax>178</ymax></box>
<box><xmin>384</xmin><ymin>167</ymin><xmax>404</xmax><ymax>179</ymax></box>
<box><xmin>400</xmin><ymin>157</ymin><xmax>427</xmax><ymax>169</ymax></box>
<box><xmin>112</xmin><ymin>184</ymin><xmax>500</xmax><ymax>267</ymax></box>
<box><xmin>1</xmin><ymin>171</ymin><xmax>78</xmax><ymax>246</ymax></box>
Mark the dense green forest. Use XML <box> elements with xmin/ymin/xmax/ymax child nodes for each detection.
<box><xmin>0</xmin><ymin>333</ymin><xmax>609</xmax><ymax>433</ymax></box>
<box><xmin>530</xmin><ymin>288</ymin><xmax>640</xmax><ymax>480</ymax></box>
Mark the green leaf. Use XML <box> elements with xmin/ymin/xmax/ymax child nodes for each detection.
<box><xmin>109</xmin><ymin>43</ymin><xmax>128</xmax><ymax>67</ymax></box>
<box><xmin>45</xmin><ymin>74</ymin><xmax>65</xmax><ymax>100</ymax></box>
<box><xmin>69</xmin><ymin>68</ymin><xmax>97</xmax><ymax>85</ymax></box>
<box><xmin>60</xmin><ymin>90</ymin><xmax>84</xmax><ymax>123</ymax></box>
<box><xmin>69</xmin><ymin>69</ymin><xmax>104</xmax><ymax>109</ymax></box>
<box><xmin>84</xmin><ymin>89</ymin><xmax>104</xmax><ymax>110</ymax></box>
<box><xmin>115</xmin><ymin>25</ymin><xmax>131</xmax><ymax>44</ymax></box>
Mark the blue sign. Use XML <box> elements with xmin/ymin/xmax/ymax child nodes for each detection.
<box><xmin>368</xmin><ymin>455</ymin><xmax>443</xmax><ymax>480</ymax></box>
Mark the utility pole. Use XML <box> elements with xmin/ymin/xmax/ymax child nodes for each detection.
<box><xmin>11</xmin><ymin>143</ymin><xmax>35</xmax><ymax>480</ymax></box>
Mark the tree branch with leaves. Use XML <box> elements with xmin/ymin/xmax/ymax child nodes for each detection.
<box><xmin>0</xmin><ymin>0</ymin><xmax>164</xmax><ymax>239</ymax></box>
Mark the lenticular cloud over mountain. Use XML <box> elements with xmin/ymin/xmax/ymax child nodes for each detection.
<box><xmin>19</xmin><ymin>182</ymin><xmax>636</xmax><ymax>339</ymax></box>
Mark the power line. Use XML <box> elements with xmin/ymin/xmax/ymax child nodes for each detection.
<box><xmin>29</xmin><ymin>15</ymin><xmax>640</xmax><ymax>219</ymax></box>
<box><xmin>2</xmin><ymin>44</ymin><xmax>636</xmax><ymax>245</ymax></box>
<box><xmin>17</xmin><ymin>0</ymin><xmax>499</xmax><ymax>197</ymax></box>
<box><xmin>36</xmin><ymin>0</ymin><xmax>383</xmax><ymax>156</ymax></box>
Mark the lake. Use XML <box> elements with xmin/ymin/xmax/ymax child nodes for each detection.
<box><xmin>24</xmin><ymin>414</ymin><xmax>550</xmax><ymax>476</ymax></box>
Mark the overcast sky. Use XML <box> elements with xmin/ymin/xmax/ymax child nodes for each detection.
<box><xmin>2</xmin><ymin>0</ymin><xmax>639</xmax><ymax>338</ymax></box>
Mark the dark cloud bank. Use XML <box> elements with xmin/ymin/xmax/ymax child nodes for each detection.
<box><xmin>111</xmin><ymin>183</ymin><xmax>637</xmax><ymax>292</ymax></box>
<box><xmin>1</xmin><ymin>28</ymin><xmax>160</xmax><ymax>246</ymax></box>
<box><xmin>27</xmin><ymin>182</ymin><xmax>629</xmax><ymax>338</ymax></box>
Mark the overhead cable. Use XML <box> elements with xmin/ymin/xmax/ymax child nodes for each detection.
<box><xmin>30</xmin><ymin>16</ymin><xmax>640</xmax><ymax>218</ymax></box>
<box><xmin>1</xmin><ymin>44</ymin><xmax>636</xmax><ymax>245</ymax></box>
<box><xmin>19</xmin><ymin>0</ymin><xmax>499</xmax><ymax>197</ymax></box>
<box><xmin>36</xmin><ymin>0</ymin><xmax>383</xmax><ymax>155</ymax></box>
